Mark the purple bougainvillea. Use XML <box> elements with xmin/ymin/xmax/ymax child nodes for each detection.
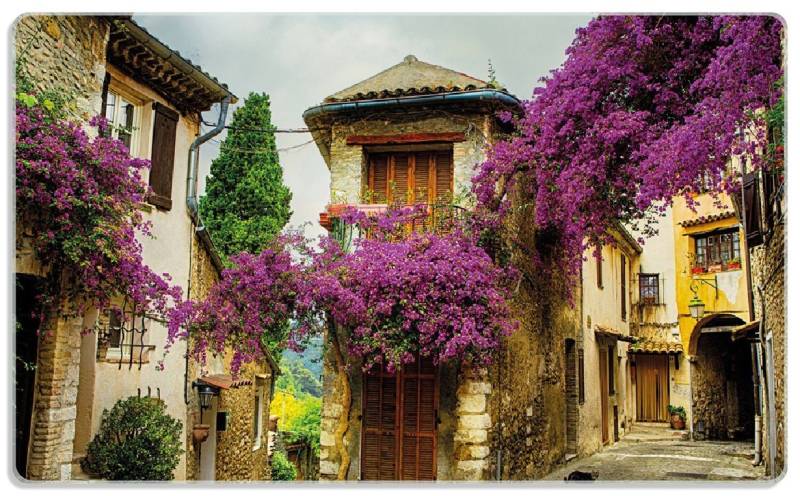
<box><xmin>16</xmin><ymin>98</ymin><xmax>181</xmax><ymax>324</ymax></box>
<box><xmin>473</xmin><ymin>15</ymin><xmax>784</xmax><ymax>286</ymax></box>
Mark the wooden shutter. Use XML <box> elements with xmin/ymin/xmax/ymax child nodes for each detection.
<box><xmin>148</xmin><ymin>102</ymin><xmax>178</xmax><ymax>210</ymax></box>
<box><xmin>399</xmin><ymin>356</ymin><xmax>437</xmax><ymax>480</ymax></box>
<box><xmin>361</xmin><ymin>367</ymin><xmax>398</xmax><ymax>480</ymax></box>
<box><xmin>391</xmin><ymin>154</ymin><xmax>410</xmax><ymax>205</ymax></box>
<box><xmin>434</xmin><ymin>152</ymin><xmax>453</xmax><ymax>203</ymax></box>
<box><xmin>743</xmin><ymin>172</ymin><xmax>763</xmax><ymax>247</ymax></box>
<box><xmin>369</xmin><ymin>155</ymin><xmax>389</xmax><ymax>203</ymax></box>
<box><xmin>578</xmin><ymin>348</ymin><xmax>585</xmax><ymax>404</ymax></box>
<box><xmin>413</xmin><ymin>152</ymin><xmax>431</xmax><ymax>204</ymax></box>
<box><xmin>596</xmin><ymin>252</ymin><xmax>603</xmax><ymax>288</ymax></box>
<box><xmin>361</xmin><ymin>356</ymin><xmax>437</xmax><ymax>481</ymax></box>
<box><xmin>620</xmin><ymin>255</ymin><xmax>627</xmax><ymax>321</ymax></box>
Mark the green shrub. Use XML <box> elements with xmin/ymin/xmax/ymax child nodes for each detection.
<box><xmin>271</xmin><ymin>451</ymin><xmax>297</xmax><ymax>481</ymax></box>
<box><xmin>81</xmin><ymin>396</ymin><xmax>183</xmax><ymax>480</ymax></box>
<box><xmin>667</xmin><ymin>404</ymin><xmax>687</xmax><ymax>420</ymax></box>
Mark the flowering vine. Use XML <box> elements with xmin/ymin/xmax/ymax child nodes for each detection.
<box><xmin>473</xmin><ymin>15</ymin><xmax>784</xmax><ymax>286</ymax></box>
<box><xmin>16</xmin><ymin>94</ymin><xmax>181</xmax><ymax>325</ymax></box>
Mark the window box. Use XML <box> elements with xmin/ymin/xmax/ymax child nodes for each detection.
<box><xmin>707</xmin><ymin>263</ymin><xmax>723</xmax><ymax>273</ymax></box>
<box><xmin>727</xmin><ymin>260</ymin><xmax>742</xmax><ymax>271</ymax></box>
<box><xmin>691</xmin><ymin>266</ymin><xmax>707</xmax><ymax>275</ymax></box>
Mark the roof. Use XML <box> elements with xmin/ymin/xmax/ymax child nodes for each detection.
<box><xmin>325</xmin><ymin>54</ymin><xmax>499</xmax><ymax>103</ymax></box>
<box><xmin>198</xmin><ymin>374</ymin><xmax>253</xmax><ymax>390</ymax></box>
<box><xmin>594</xmin><ymin>325</ymin><xmax>636</xmax><ymax>343</ymax></box>
<box><xmin>678</xmin><ymin>211</ymin><xmax>737</xmax><ymax>228</ymax></box>
<box><xmin>107</xmin><ymin>18</ymin><xmax>237</xmax><ymax>113</ymax></box>
<box><xmin>630</xmin><ymin>339</ymin><xmax>684</xmax><ymax>354</ymax></box>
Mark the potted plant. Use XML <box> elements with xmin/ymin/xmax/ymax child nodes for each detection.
<box><xmin>192</xmin><ymin>423</ymin><xmax>211</xmax><ymax>443</ymax></box>
<box><xmin>667</xmin><ymin>405</ymin><xmax>686</xmax><ymax>430</ymax></box>
<box><xmin>691</xmin><ymin>265</ymin><xmax>706</xmax><ymax>275</ymax></box>
<box><xmin>707</xmin><ymin>263</ymin><xmax>723</xmax><ymax>273</ymax></box>
<box><xmin>727</xmin><ymin>257</ymin><xmax>742</xmax><ymax>270</ymax></box>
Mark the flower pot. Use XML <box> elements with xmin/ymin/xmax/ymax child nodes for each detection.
<box><xmin>669</xmin><ymin>414</ymin><xmax>685</xmax><ymax>430</ymax></box>
<box><xmin>691</xmin><ymin>266</ymin><xmax>706</xmax><ymax>275</ymax></box>
<box><xmin>727</xmin><ymin>262</ymin><xmax>741</xmax><ymax>271</ymax></box>
<box><xmin>192</xmin><ymin>424</ymin><xmax>210</xmax><ymax>443</ymax></box>
<box><xmin>708</xmin><ymin>264</ymin><xmax>722</xmax><ymax>273</ymax></box>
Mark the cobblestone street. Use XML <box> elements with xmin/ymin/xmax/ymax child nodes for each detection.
<box><xmin>544</xmin><ymin>423</ymin><xmax>766</xmax><ymax>482</ymax></box>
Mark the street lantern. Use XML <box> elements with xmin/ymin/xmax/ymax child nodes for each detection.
<box><xmin>192</xmin><ymin>381</ymin><xmax>219</xmax><ymax>410</ymax></box>
<box><xmin>688</xmin><ymin>294</ymin><xmax>705</xmax><ymax>320</ymax></box>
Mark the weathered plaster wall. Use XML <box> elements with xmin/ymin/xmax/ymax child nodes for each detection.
<box><xmin>14</xmin><ymin>15</ymin><xmax>110</xmax><ymax>481</ymax></box>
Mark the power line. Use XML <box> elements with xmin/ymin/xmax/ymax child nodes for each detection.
<box><xmin>208</xmin><ymin>137</ymin><xmax>315</xmax><ymax>154</ymax></box>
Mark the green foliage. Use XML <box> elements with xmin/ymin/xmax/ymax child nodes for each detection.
<box><xmin>276</xmin><ymin>355</ymin><xmax>322</xmax><ymax>397</ymax></box>
<box><xmin>200</xmin><ymin>92</ymin><xmax>292</xmax><ymax>262</ymax></box>
<box><xmin>765</xmin><ymin>77</ymin><xmax>785</xmax><ymax>149</ymax></box>
<box><xmin>272</xmin><ymin>390</ymin><xmax>321</xmax><ymax>456</ymax></box>
<box><xmin>81</xmin><ymin>396</ymin><xmax>183</xmax><ymax>480</ymax></box>
<box><xmin>270</xmin><ymin>451</ymin><xmax>297</xmax><ymax>481</ymax></box>
<box><xmin>668</xmin><ymin>404</ymin><xmax>687</xmax><ymax>420</ymax></box>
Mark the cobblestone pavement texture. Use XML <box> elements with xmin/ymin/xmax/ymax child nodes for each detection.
<box><xmin>544</xmin><ymin>423</ymin><xmax>767</xmax><ymax>482</ymax></box>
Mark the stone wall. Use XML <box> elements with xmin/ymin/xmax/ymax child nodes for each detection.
<box><xmin>453</xmin><ymin>367</ymin><xmax>492</xmax><ymax>480</ymax></box>
<box><xmin>14</xmin><ymin>15</ymin><xmax>108</xmax><ymax>123</ymax></box>
<box><xmin>751</xmin><ymin>219</ymin><xmax>785</xmax><ymax>476</ymax></box>
<box><xmin>14</xmin><ymin>15</ymin><xmax>110</xmax><ymax>481</ymax></box>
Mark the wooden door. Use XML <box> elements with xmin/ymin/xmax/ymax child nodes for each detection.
<box><xmin>599</xmin><ymin>348</ymin><xmax>610</xmax><ymax>444</ymax></box>
<box><xmin>361</xmin><ymin>356</ymin><xmax>438</xmax><ymax>480</ymax></box>
<box><xmin>635</xmin><ymin>354</ymin><xmax>670</xmax><ymax>422</ymax></box>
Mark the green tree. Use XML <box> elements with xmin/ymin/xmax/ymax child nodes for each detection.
<box><xmin>271</xmin><ymin>451</ymin><xmax>297</xmax><ymax>481</ymax></box>
<box><xmin>81</xmin><ymin>396</ymin><xmax>183</xmax><ymax>480</ymax></box>
<box><xmin>200</xmin><ymin>92</ymin><xmax>292</xmax><ymax>261</ymax></box>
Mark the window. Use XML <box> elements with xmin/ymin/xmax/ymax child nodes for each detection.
<box><xmin>253</xmin><ymin>387</ymin><xmax>264</xmax><ymax>450</ymax></box>
<box><xmin>107</xmin><ymin>310</ymin><xmax>123</xmax><ymax>349</ymax></box>
<box><xmin>103</xmin><ymin>90</ymin><xmax>140</xmax><ymax>154</ymax></box>
<box><xmin>596</xmin><ymin>252</ymin><xmax>603</xmax><ymax>289</ymax></box>
<box><xmin>620</xmin><ymin>254</ymin><xmax>627</xmax><ymax>321</ymax></box>
<box><xmin>608</xmin><ymin>345</ymin><xmax>615</xmax><ymax>395</ymax></box>
<box><xmin>694</xmin><ymin>229</ymin><xmax>741</xmax><ymax>270</ymax></box>
<box><xmin>366</xmin><ymin>150</ymin><xmax>453</xmax><ymax>205</ymax></box>
<box><xmin>639</xmin><ymin>273</ymin><xmax>660</xmax><ymax>305</ymax></box>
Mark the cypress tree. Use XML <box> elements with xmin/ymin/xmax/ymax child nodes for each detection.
<box><xmin>200</xmin><ymin>92</ymin><xmax>292</xmax><ymax>262</ymax></box>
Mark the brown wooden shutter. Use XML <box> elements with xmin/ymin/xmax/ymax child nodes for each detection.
<box><xmin>369</xmin><ymin>155</ymin><xmax>389</xmax><ymax>203</ymax></box>
<box><xmin>596</xmin><ymin>252</ymin><xmax>603</xmax><ymax>288</ymax></box>
<box><xmin>148</xmin><ymin>102</ymin><xmax>179</xmax><ymax>210</ymax></box>
<box><xmin>413</xmin><ymin>152</ymin><xmax>431</xmax><ymax>204</ymax></box>
<box><xmin>434</xmin><ymin>151</ymin><xmax>453</xmax><ymax>203</ymax></box>
<box><xmin>361</xmin><ymin>368</ymin><xmax>398</xmax><ymax>480</ymax></box>
<box><xmin>391</xmin><ymin>154</ymin><xmax>410</xmax><ymax>205</ymax></box>
<box><xmin>743</xmin><ymin>172</ymin><xmax>763</xmax><ymax>247</ymax></box>
<box><xmin>399</xmin><ymin>356</ymin><xmax>437</xmax><ymax>480</ymax></box>
<box><xmin>578</xmin><ymin>348</ymin><xmax>585</xmax><ymax>404</ymax></box>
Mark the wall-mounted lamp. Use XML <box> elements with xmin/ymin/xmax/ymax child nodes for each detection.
<box><xmin>192</xmin><ymin>381</ymin><xmax>220</xmax><ymax>410</ymax></box>
<box><xmin>688</xmin><ymin>276</ymin><xmax>719</xmax><ymax>320</ymax></box>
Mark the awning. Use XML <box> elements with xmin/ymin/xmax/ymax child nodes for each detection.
<box><xmin>594</xmin><ymin>325</ymin><xmax>636</xmax><ymax>343</ymax></box>
<box><xmin>630</xmin><ymin>339</ymin><xmax>683</xmax><ymax>354</ymax></box>
<box><xmin>732</xmin><ymin>320</ymin><xmax>760</xmax><ymax>341</ymax></box>
<box><xmin>198</xmin><ymin>374</ymin><xmax>252</xmax><ymax>390</ymax></box>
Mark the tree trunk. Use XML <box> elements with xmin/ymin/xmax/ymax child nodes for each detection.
<box><xmin>328</xmin><ymin>319</ymin><xmax>352</xmax><ymax>480</ymax></box>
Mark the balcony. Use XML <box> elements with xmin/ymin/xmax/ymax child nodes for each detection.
<box><xmin>319</xmin><ymin>202</ymin><xmax>467</xmax><ymax>240</ymax></box>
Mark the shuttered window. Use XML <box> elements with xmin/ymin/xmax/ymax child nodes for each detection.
<box><xmin>148</xmin><ymin>102</ymin><xmax>179</xmax><ymax>210</ymax></box>
<box><xmin>366</xmin><ymin>150</ymin><xmax>453</xmax><ymax>206</ymax></box>
<box><xmin>620</xmin><ymin>254</ymin><xmax>627</xmax><ymax>321</ymax></box>
<box><xmin>361</xmin><ymin>356</ymin><xmax>438</xmax><ymax>480</ymax></box>
<box><xmin>742</xmin><ymin>172</ymin><xmax>763</xmax><ymax>247</ymax></box>
<box><xmin>578</xmin><ymin>348</ymin><xmax>585</xmax><ymax>404</ymax></box>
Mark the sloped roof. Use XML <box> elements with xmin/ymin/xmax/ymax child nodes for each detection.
<box><xmin>630</xmin><ymin>339</ymin><xmax>684</xmax><ymax>354</ymax></box>
<box><xmin>325</xmin><ymin>54</ymin><xmax>498</xmax><ymax>102</ymax></box>
<box><xmin>678</xmin><ymin>211</ymin><xmax>737</xmax><ymax>228</ymax></box>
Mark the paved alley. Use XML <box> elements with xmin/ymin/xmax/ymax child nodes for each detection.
<box><xmin>545</xmin><ymin>423</ymin><xmax>766</xmax><ymax>482</ymax></box>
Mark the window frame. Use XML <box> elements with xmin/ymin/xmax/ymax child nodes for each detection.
<box><xmin>104</xmin><ymin>85</ymin><xmax>144</xmax><ymax>157</ymax></box>
<box><xmin>638</xmin><ymin>273</ymin><xmax>660</xmax><ymax>306</ymax></box>
<box><xmin>692</xmin><ymin>229</ymin><xmax>741</xmax><ymax>270</ymax></box>
<box><xmin>364</xmin><ymin>148</ymin><xmax>454</xmax><ymax>206</ymax></box>
<box><xmin>252</xmin><ymin>385</ymin><xmax>265</xmax><ymax>451</ymax></box>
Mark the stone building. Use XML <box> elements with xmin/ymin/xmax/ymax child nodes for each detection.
<box><xmin>740</xmin><ymin>151</ymin><xmax>785</xmax><ymax>477</ymax></box>
<box><xmin>12</xmin><ymin>15</ymin><xmax>281</xmax><ymax>481</ymax></box>
<box><xmin>304</xmin><ymin>55</ymin><xmax>578</xmax><ymax>481</ymax></box>
<box><xmin>570</xmin><ymin>223</ymin><xmax>641</xmax><ymax>458</ymax></box>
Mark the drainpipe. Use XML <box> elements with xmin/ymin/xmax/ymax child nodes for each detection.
<box><xmin>183</xmin><ymin>96</ymin><xmax>233</xmax><ymax>406</ymax></box>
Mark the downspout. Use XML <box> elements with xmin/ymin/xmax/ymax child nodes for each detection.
<box><xmin>183</xmin><ymin>96</ymin><xmax>233</xmax><ymax>406</ymax></box>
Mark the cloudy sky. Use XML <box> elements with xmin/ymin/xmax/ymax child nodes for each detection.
<box><xmin>134</xmin><ymin>14</ymin><xmax>593</xmax><ymax>238</ymax></box>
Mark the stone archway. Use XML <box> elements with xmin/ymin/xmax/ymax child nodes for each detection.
<box><xmin>689</xmin><ymin>313</ymin><xmax>755</xmax><ymax>441</ymax></box>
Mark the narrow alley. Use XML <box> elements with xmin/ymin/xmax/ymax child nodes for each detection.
<box><xmin>545</xmin><ymin>423</ymin><xmax>765</xmax><ymax>482</ymax></box>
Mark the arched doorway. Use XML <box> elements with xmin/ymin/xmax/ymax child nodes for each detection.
<box><xmin>688</xmin><ymin>313</ymin><xmax>755</xmax><ymax>441</ymax></box>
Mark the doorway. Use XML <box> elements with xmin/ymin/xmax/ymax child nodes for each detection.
<box><xmin>564</xmin><ymin>339</ymin><xmax>578</xmax><ymax>455</ymax></box>
<box><xmin>361</xmin><ymin>356</ymin><xmax>438</xmax><ymax>480</ymax></box>
<box><xmin>635</xmin><ymin>354</ymin><xmax>670</xmax><ymax>422</ymax></box>
<box><xmin>15</xmin><ymin>274</ymin><xmax>43</xmax><ymax>478</ymax></box>
<box><xmin>599</xmin><ymin>348</ymin><xmax>609</xmax><ymax>444</ymax></box>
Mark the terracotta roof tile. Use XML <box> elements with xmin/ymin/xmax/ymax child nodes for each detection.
<box><xmin>325</xmin><ymin>54</ymin><xmax>503</xmax><ymax>103</ymax></box>
<box><xmin>678</xmin><ymin>211</ymin><xmax>736</xmax><ymax>228</ymax></box>
<box><xmin>630</xmin><ymin>339</ymin><xmax>683</xmax><ymax>354</ymax></box>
